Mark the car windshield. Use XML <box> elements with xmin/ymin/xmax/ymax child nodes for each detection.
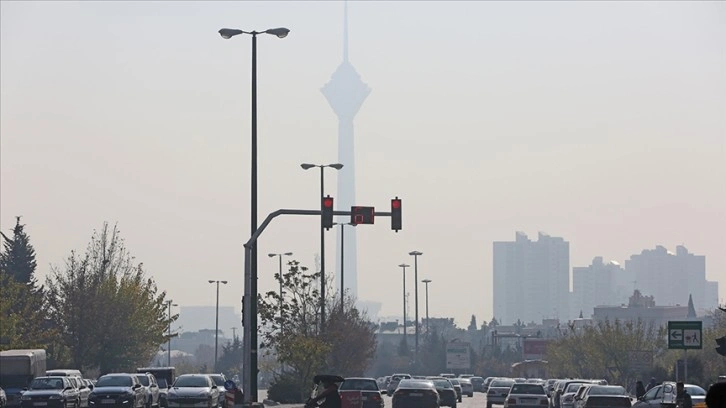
<box><xmin>174</xmin><ymin>377</ymin><xmax>209</xmax><ymax>388</ymax></box>
<box><xmin>567</xmin><ymin>384</ymin><xmax>584</xmax><ymax>393</ymax></box>
<box><xmin>340</xmin><ymin>380</ymin><xmax>378</xmax><ymax>391</ymax></box>
<box><xmin>686</xmin><ymin>386</ymin><xmax>706</xmax><ymax>396</ymax></box>
<box><xmin>398</xmin><ymin>380</ymin><xmax>433</xmax><ymax>389</ymax></box>
<box><xmin>588</xmin><ymin>386</ymin><xmax>625</xmax><ymax>395</ymax></box>
<box><xmin>96</xmin><ymin>376</ymin><xmax>132</xmax><ymax>387</ymax></box>
<box><xmin>209</xmin><ymin>376</ymin><xmax>225</xmax><ymax>386</ymax></box>
<box><xmin>30</xmin><ymin>378</ymin><xmax>64</xmax><ymax>390</ymax></box>
<box><xmin>135</xmin><ymin>376</ymin><xmax>150</xmax><ymax>386</ymax></box>
<box><xmin>433</xmin><ymin>380</ymin><xmax>453</xmax><ymax>389</ymax></box>
<box><xmin>491</xmin><ymin>380</ymin><xmax>515</xmax><ymax>388</ymax></box>
<box><xmin>510</xmin><ymin>384</ymin><xmax>546</xmax><ymax>395</ymax></box>
<box><xmin>450</xmin><ymin>379</ymin><xmax>460</xmax><ymax>385</ymax></box>
<box><xmin>157</xmin><ymin>379</ymin><xmax>168</xmax><ymax>388</ymax></box>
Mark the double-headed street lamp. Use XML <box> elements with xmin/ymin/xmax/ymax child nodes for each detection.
<box><xmin>268</xmin><ymin>252</ymin><xmax>293</xmax><ymax>329</ymax></box>
<box><xmin>301</xmin><ymin>162</ymin><xmax>344</xmax><ymax>329</ymax></box>
<box><xmin>218</xmin><ymin>25</ymin><xmax>289</xmax><ymax>403</ymax></box>
<box><xmin>333</xmin><ymin>222</ymin><xmax>355</xmax><ymax>312</ymax></box>
<box><xmin>208</xmin><ymin>280</ymin><xmax>228</xmax><ymax>372</ymax></box>
<box><xmin>409</xmin><ymin>250</ymin><xmax>423</xmax><ymax>361</ymax></box>
<box><xmin>398</xmin><ymin>264</ymin><xmax>410</xmax><ymax>345</ymax></box>
<box><xmin>166</xmin><ymin>300</ymin><xmax>178</xmax><ymax>367</ymax></box>
<box><xmin>422</xmin><ymin>279</ymin><xmax>432</xmax><ymax>334</ymax></box>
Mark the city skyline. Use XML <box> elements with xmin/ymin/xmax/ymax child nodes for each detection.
<box><xmin>1</xmin><ymin>1</ymin><xmax>724</xmax><ymax>327</ymax></box>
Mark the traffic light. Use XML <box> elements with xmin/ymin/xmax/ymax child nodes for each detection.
<box><xmin>391</xmin><ymin>197</ymin><xmax>402</xmax><ymax>232</ymax></box>
<box><xmin>716</xmin><ymin>336</ymin><xmax>726</xmax><ymax>356</ymax></box>
<box><xmin>351</xmin><ymin>206</ymin><xmax>375</xmax><ymax>225</ymax></box>
<box><xmin>322</xmin><ymin>195</ymin><xmax>334</xmax><ymax>230</ymax></box>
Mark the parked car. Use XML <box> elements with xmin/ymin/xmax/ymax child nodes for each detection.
<box><xmin>391</xmin><ymin>379</ymin><xmax>438</xmax><ymax>408</ymax></box>
<box><xmin>632</xmin><ymin>382</ymin><xmax>706</xmax><ymax>408</ymax></box>
<box><xmin>487</xmin><ymin>378</ymin><xmax>516</xmax><ymax>408</ymax></box>
<box><xmin>206</xmin><ymin>375</ymin><xmax>226</xmax><ymax>408</ymax></box>
<box><xmin>20</xmin><ymin>376</ymin><xmax>80</xmax><ymax>408</ymax></box>
<box><xmin>133</xmin><ymin>373</ymin><xmax>160</xmax><ymax>408</ymax></box>
<box><xmin>0</xmin><ymin>387</ymin><xmax>7</xmax><ymax>408</ymax></box>
<box><xmin>503</xmin><ymin>382</ymin><xmax>549</xmax><ymax>408</ymax></box>
<box><xmin>339</xmin><ymin>377</ymin><xmax>385</xmax><ymax>408</ymax></box>
<box><xmin>386</xmin><ymin>374</ymin><xmax>411</xmax><ymax>396</ymax></box>
<box><xmin>165</xmin><ymin>375</ymin><xmax>219</xmax><ymax>408</ymax></box>
<box><xmin>457</xmin><ymin>378</ymin><xmax>473</xmax><ymax>398</ymax></box>
<box><xmin>430</xmin><ymin>378</ymin><xmax>457</xmax><ymax>408</ymax></box>
<box><xmin>470</xmin><ymin>377</ymin><xmax>485</xmax><ymax>393</ymax></box>
<box><xmin>88</xmin><ymin>373</ymin><xmax>145</xmax><ymax>408</ymax></box>
<box><xmin>449</xmin><ymin>379</ymin><xmax>463</xmax><ymax>402</ymax></box>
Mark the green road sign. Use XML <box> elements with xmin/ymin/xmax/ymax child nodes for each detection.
<box><xmin>668</xmin><ymin>321</ymin><xmax>702</xmax><ymax>349</ymax></box>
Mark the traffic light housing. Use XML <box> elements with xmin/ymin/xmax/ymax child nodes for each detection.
<box><xmin>716</xmin><ymin>336</ymin><xmax>726</xmax><ymax>356</ymax></box>
<box><xmin>322</xmin><ymin>195</ymin><xmax>334</xmax><ymax>230</ymax></box>
<box><xmin>351</xmin><ymin>206</ymin><xmax>375</xmax><ymax>225</ymax></box>
<box><xmin>391</xmin><ymin>197</ymin><xmax>402</xmax><ymax>232</ymax></box>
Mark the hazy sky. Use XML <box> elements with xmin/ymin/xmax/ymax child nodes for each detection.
<box><xmin>1</xmin><ymin>1</ymin><xmax>724</xmax><ymax>328</ymax></box>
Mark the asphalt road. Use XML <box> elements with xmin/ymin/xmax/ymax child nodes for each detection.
<box><xmin>259</xmin><ymin>389</ymin><xmax>489</xmax><ymax>408</ymax></box>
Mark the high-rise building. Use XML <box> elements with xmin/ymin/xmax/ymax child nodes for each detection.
<box><xmin>625</xmin><ymin>245</ymin><xmax>718</xmax><ymax>312</ymax></box>
<box><xmin>572</xmin><ymin>257</ymin><xmax>629</xmax><ymax>318</ymax></box>
<box><xmin>493</xmin><ymin>232</ymin><xmax>570</xmax><ymax>324</ymax></box>
<box><xmin>322</xmin><ymin>2</ymin><xmax>370</xmax><ymax>299</ymax></box>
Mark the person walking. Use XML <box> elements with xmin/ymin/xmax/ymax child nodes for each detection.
<box><xmin>646</xmin><ymin>377</ymin><xmax>658</xmax><ymax>392</ymax></box>
<box><xmin>636</xmin><ymin>381</ymin><xmax>646</xmax><ymax>399</ymax></box>
<box><xmin>676</xmin><ymin>382</ymin><xmax>693</xmax><ymax>408</ymax></box>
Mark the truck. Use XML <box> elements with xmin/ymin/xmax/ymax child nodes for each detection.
<box><xmin>0</xmin><ymin>349</ymin><xmax>47</xmax><ymax>407</ymax></box>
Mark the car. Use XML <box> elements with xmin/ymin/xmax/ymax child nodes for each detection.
<box><xmin>470</xmin><ymin>377</ymin><xmax>485</xmax><ymax>393</ymax></box>
<box><xmin>44</xmin><ymin>371</ymin><xmax>83</xmax><ymax>380</ymax></box>
<box><xmin>439</xmin><ymin>374</ymin><xmax>456</xmax><ymax>379</ymax></box>
<box><xmin>386</xmin><ymin>374</ymin><xmax>412</xmax><ymax>396</ymax></box>
<box><xmin>391</xmin><ymin>379</ymin><xmax>438</xmax><ymax>408</ymax></box>
<box><xmin>483</xmin><ymin>377</ymin><xmax>497</xmax><ymax>393</ymax></box>
<box><xmin>63</xmin><ymin>377</ymin><xmax>90</xmax><ymax>408</ymax></box>
<box><xmin>545</xmin><ymin>379</ymin><xmax>560</xmax><ymax>398</ymax></box>
<box><xmin>487</xmin><ymin>378</ymin><xmax>516</xmax><ymax>408</ymax></box>
<box><xmin>206</xmin><ymin>375</ymin><xmax>226</xmax><ymax>408</ymax></box>
<box><xmin>581</xmin><ymin>394</ymin><xmax>632</xmax><ymax>408</ymax></box>
<box><xmin>574</xmin><ymin>385</ymin><xmax>626</xmax><ymax>408</ymax></box>
<box><xmin>554</xmin><ymin>380</ymin><xmax>590</xmax><ymax>408</ymax></box>
<box><xmin>339</xmin><ymin>377</ymin><xmax>385</xmax><ymax>408</ymax></box>
<box><xmin>457</xmin><ymin>378</ymin><xmax>473</xmax><ymax>398</ymax></box>
<box><xmin>165</xmin><ymin>375</ymin><xmax>219</xmax><ymax>408</ymax></box>
<box><xmin>561</xmin><ymin>383</ymin><xmax>591</xmax><ymax>408</ymax></box>
<box><xmin>20</xmin><ymin>376</ymin><xmax>80</xmax><ymax>408</ymax></box>
<box><xmin>457</xmin><ymin>374</ymin><xmax>474</xmax><ymax>379</ymax></box>
<box><xmin>133</xmin><ymin>373</ymin><xmax>160</xmax><ymax>408</ymax></box>
<box><xmin>1</xmin><ymin>387</ymin><xmax>7</xmax><ymax>408</ymax></box>
<box><xmin>429</xmin><ymin>378</ymin><xmax>457</xmax><ymax>408</ymax></box>
<box><xmin>88</xmin><ymin>374</ymin><xmax>145</xmax><ymax>408</ymax></box>
<box><xmin>448</xmin><ymin>379</ymin><xmax>463</xmax><ymax>402</ymax></box>
<box><xmin>503</xmin><ymin>382</ymin><xmax>549</xmax><ymax>408</ymax></box>
<box><xmin>632</xmin><ymin>382</ymin><xmax>706</xmax><ymax>408</ymax></box>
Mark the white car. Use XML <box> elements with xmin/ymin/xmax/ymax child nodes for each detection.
<box><xmin>504</xmin><ymin>383</ymin><xmax>549</xmax><ymax>408</ymax></box>
<box><xmin>487</xmin><ymin>378</ymin><xmax>515</xmax><ymax>408</ymax></box>
<box><xmin>166</xmin><ymin>375</ymin><xmax>219</xmax><ymax>408</ymax></box>
<box><xmin>457</xmin><ymin>378</ymin><xmax>474</xmax><ymax>397</ymax></box>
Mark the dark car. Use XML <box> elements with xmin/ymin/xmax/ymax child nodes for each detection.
<box><xmin>582</xmin><ymin>395</ymin><xmax>631</xmax><ymax>408</ymax></box>
<box><xmin>470</xmin><ymin>377</ymin><xmax>485</xmax><ymax>393</ymax></box>
<box><xmin>88</xmin><ymin>374</ymin><xmax>145</xmax><ymax>408</ymax></box>
<box><xmin>19</xmin><ymin>376</ymin><xmax>80</xmax><ymax>408</ymax></box>
<box><xmin>391</xmin><ymin>379</ymin><xmax>438</xmax><ymax>408</ymax></box>
<box><xmin>430</xmin><ymin>378</ymin><xmax>457</xmax><ymax>408</ymax></box>
<box><xmin>339</xmin><ymin>377</ymin><xmax>385</xmax><ymax>408</ymax></box>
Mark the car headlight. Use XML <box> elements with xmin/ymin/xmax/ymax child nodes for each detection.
<box><xmin>21</xmin><ymin>395</ymin><xmax>31</xmax><ymax>401</ymax></box>
<box><xmin>49</xmin><ymin>395</ymin><xmax>62</xmax><ymax>400</ymax></box>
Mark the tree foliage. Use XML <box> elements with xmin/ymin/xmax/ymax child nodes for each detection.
<box><xmin>45</xmin><ymin>223</ymin><xmax>174</xmax><ymax>373</ymax></box>
<box><xmin>0</xmin><ymin>217</ymin><xmax>38</xmax><ymax>284</ymax></box>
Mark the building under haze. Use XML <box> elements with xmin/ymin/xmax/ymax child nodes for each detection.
<box><xmin>625</xmin><ymin>245</ymin><xmax>718</xmax><ymax>312</ymax></box>
<box><xmin>493</xmin><ymin>232</ymin><xmax>570</xmax><ymax>325</ymax></box>
<box><xmin>571</xmin><ymin>257</ymin><xmax>630</xmax><ymax>318</ymax></box>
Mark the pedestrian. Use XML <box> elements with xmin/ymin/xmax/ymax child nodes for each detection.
<box><xmin>677</xmin><ymin>381</ymin><xmax>693</xmax><ymax>408</ymax></box>
<box><xmin>636</xmin><ymin>381</ymin><xmax>646</xmax><ymax>399</ymax></box>
<box><xmin>646</xmin><ymin>377</ymin><xmax>657</xmax><ymax>391</ymax></box>
<box><xmin>706</xmin><ymin>382</ymin><xmax>726</xmax><ymax>408</ymax></box>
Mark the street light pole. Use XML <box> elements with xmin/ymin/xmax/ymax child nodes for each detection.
<box><xmin>333</xmin><ymin>222</ymin><xmax>355</xmax><ymax>313</ymax></box>
<box><xmin>409</xmin><ymin>250</ymin><xmax>423</xmax><ymax>361</ymax></box>
<box><xmin>398</xmin><ymin>264</ymin><xmax>410</xmax><ymax>346</ymax></box>
<box><xmin>422</xmin><ymin>279</ymin><xmax>432</xmax><ymax>335</ymax></box>
<box><xmin>268</xmin><ymin>252</ymin><xmax>293</xmax><ymax>331</ymax></box>
<box><xmin>208</xmin><ymin>280</ymin><xmax>228</xmax><ymax>372</ymax></box>
<box><xmin>166</xmin><ymin>300</ymin><xmax>178</xmax><ymax>367</ymax></box>
<box><xmin>219</xmin><ymin>26</ymin><xmax>289</xmax><ymax>403</ymax></box>
<box><xmin>301</xmin><ymin>162</ymin><xmax>343</xmax><ymax>330</ymax></box>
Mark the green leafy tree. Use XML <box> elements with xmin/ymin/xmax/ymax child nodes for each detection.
<box><xmin>45</xmin><ymin>222</ymin><xmax>174</xmax><ymax>373</ymax></box>
<box><xmin>217</xmin><ymin>335</ymin><xmax>243</xmax><ymax>378</ymax></box>
<box><xmin>0</xmin><ymin>217</ymin><xmax>38</xmax><ymax>284</ymax></box>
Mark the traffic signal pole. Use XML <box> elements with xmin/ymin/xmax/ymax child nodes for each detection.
<box><xmin>241</xmin><ymin>207</ymin><xmax>396</xmax><ymax>405</ymax></box>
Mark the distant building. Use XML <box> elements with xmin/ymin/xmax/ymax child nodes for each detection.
<box><xmin>625</xmin><ymin>245</ymin><xmax>717</xmax><ymax>312</ymax></box>
<box><xmin>176</xmin><ymin>306</ymin><xmax>241</xmax><ymax>338</ymax></box>
<box><xmin>572</xmin><ymin>257</ymin><xmax>629</xmax><ymax>318</ymax></box>
<box><xmin>593</xmin><ymin>290</ymin><xmax>689</xmax><ymax>328</ymax></box>
<box><xmin>493</xmin><ymin>232</ymin><xmax>570</xmax><ymax>324</ymax></box>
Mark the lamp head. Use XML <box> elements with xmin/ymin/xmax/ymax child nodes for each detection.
<box><xmin>265</xmin><ymin>27</ymin><xmax>290</xmax><ymax>38</ymax></box>
<box><xmin>409</xmin><ymin>251</ymin><xmax>423</xmax><ymax>256</ymax></box>
<box><xmin>300</xmin><ymin>163</ymin><xmax>316</xmax><ymax>170</ymax></box>
<box><xmin>268</xmin><ymin>253</ymin><xmax>277</xmax><ymax>258</ymax></box>
<box><xmin>398</xmin><ymin>263</ymin><xmax>410</xmax><ymax>268</ymax></box>
<box><xmin>422</xmin><ymin>279</ymin><xmax>432</xmax><ymax>283</ymax></box>
<box><xmin>221</xmin><ymin>281</ymin><xmax>228</xmax><ymax>284</ymax></box>
<box><xmin>329</xmin><ymin>163</ymin><xmax>344</xmax><ymax>170</ymax></box>
<box><xmin>218</xmin><ymin>28</ymin><xmax>244</xmax><ymax>39</ymax></box>
<box><xmin>208</xmin><ymin>280</ymin><xmax>215</xmax><ymax>283</ymax></box>
<box><xmin>284</xmin><ymin>252</ymin><xmax>293</xmax><ymax>256</ymax></box>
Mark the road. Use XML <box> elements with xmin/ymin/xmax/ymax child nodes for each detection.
<box><xmin>259</xmin><ymin>389</ymin><xmax>489</xmax><ymax>408</ymax></box>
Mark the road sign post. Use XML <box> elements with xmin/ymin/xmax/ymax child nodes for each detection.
<box><xmin>668</xmin><ymin>320</ymin><xmax>702</xmax><ymax>384</ymax></box>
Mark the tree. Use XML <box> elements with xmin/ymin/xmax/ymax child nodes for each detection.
<box><xmin>0</xmin><ymin>216</ymin><xmax>38</xmax><ymax>284</ymax></box>
<box><xmin>468</xmin><ymin>315</ymin><xmax>477</xmax><ymax>331</ymax></box>
<box><xmin>217</xmin><ymin>335</ymin><xmax>243</xmax><ymax>378</ymax></box>
<box><xmin>45</xmin><ymin>222</ymin><xmax>174</xmax><ymax>373</ymax></box>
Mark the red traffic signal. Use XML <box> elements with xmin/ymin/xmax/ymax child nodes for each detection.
<box><xmin>391</xmin><ymin>197</ymin><xmax>402</xmax><ymax>232</ymax></box>
<box><xmin>322</xmin><ymin>195</ymin><xmax>334</xmax><ymax>229</ymax></box>
<box><xmin>351</xmin><ymin>206</ymin><xmax>375</xmax><ymax>225</ymax></box>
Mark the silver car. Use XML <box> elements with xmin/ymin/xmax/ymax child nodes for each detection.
<box><xmin>487</xmin><ymin>378</ymin><xmax>515</xmax><ymax>408</ymax></box>
<box><xmin>166</xmin><ymin>375</ymin><xmax>219</xmax><ymax>408</ymax></box>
